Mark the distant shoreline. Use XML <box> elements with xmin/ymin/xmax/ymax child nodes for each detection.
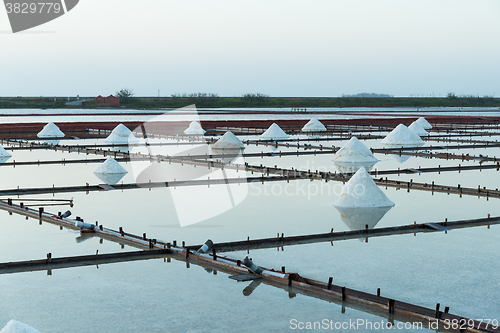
<box><xmin>1</xmin><ymin>96</ymin><xmax>500</xmax><ymax>109</ymax></box>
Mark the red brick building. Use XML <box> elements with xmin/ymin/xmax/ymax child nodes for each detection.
<box><xmin>95</xmin><ymin>95</ymin><xmax>120</xmax><ymax>106</ymax></box>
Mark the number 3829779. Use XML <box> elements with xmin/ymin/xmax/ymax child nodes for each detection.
<box><xmin>5</xmin><ymin>3</ymin><xmax>62</xmax><ymax>14</ymax></box>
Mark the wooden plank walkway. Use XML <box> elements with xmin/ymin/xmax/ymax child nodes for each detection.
<box><xmin>185</xmin><ymin>216</ymin><xmax>498</xmax><ymax>253</ymax></box>
<box><xmin>372</xmin><ymin>163</ymin><xmax>500</xmax><ymax>175</ymax></box>
<box><xmin>374</xmin><ymin>149</ymin><xmax>499</xmax><ymax>163</ymax></box>
<box><xmin>0</xmin><ymin>159</ymin><xmax>499</xmax><ymax>199</ymax></box>
<box><xmin>3</xmin><ymin>154</ymin><xmax>500</xmax><ymax>177</ymax></box>
<box><xmin>0</xmin><ymin>249</ymin><xmax>169</xmax><ymax>274</ymax></box>
<box><xmin>374</xmin><ymin>143</ymin><xmax>500</xmax><ymax>152</ymax></box>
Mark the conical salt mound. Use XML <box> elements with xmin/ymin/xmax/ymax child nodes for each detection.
<box><xmin>184</xmin><ymin>121</ymin><xmax>205</xmax><ymax>135</ymax></box>
<box><xmin>93</xmin><ymin>157</ymin><xmax>128</xmax><ymax>185</ymax></box>
<box><xmin>302</xmin><ymin>118</ymin><xmax>326</xmax><ymax>132</ymax></box>
<box><xmin>0</xmin><ymin>145</ymin><xmax>12</xmax><ymax>157</ymax></box>
<box><xmin>212</xmin><ymin>131</ymin><xmax>245</xmax><ymax>149</ymax></box>
<box><xmin>0</xmin><ymin>320</ymin><xmax>41</xmax><ymax>333</ymax></box>
<box><xmin>333</xmin><ymin>137</ymin><xmax>378</xmax><ymax>163</ymax></box>
<box><xmin>260</xmin><ymin>123</ymin><xmax>289</xmax><ymax>140</ymax></box>
<box><xmin>94</xmin><ymin>157</ymin><xmax>128</xmax><ymax>175</ymax></box>
<box><xmin>416</xmin><ymin>117</ymin><xmax>432</xmax><ymax>129</ymax></box>
<box><xmin>380</xmin><ymin>124</ymin><xmax>424</xmax><ymax>147</ymax></box>
<box><xmin>104</xmin><ymin>124</ymin><xmax>139</xmax><ymax>144</ymax></box>
<box><xmin>37</xmin><ymin>122</ymin><xmax>64</xmax><ymax>138</ymax></box>
<box><xmin>408</xmin><ymin>121</ymin><xmax>428</xmax><ymax>136</ymax></box>
<box><xmin>333</xmin><ymin>167</ymin><xmax>395</xmax><ymax>208</ymax></box>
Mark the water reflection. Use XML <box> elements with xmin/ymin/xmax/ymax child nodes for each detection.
<box><xmin>0</xmin><ymin>156</ymin><xmax>11</xmax><ymax>163</ymax></box>
<box><xmin>38</xmin><ymin>139</ymin><xmax>60</xmax><ymax>145</ymax></box>
<box><xmin>305</xmin><ymin>134</ymin><xmax>323</xmax><ymax>140</ymax></box>
<box><xmin>333</xmin><ymin>206</ymin><xmax>393</xmax><ymax>231</ymax></box>
<box><xmin>133</xmin><ymin>144</ymin><xmax>211</xmax><ymax>183</ymax></box>
<box><xmin>94</xmin><ymin>172</ymin><xmax>127</xmax><ymax>185</ymax></box>
<box><xmin>242</xmin><ymin>279</ymin><xmax>262</xmax><ymax>296</ymax></box>
<box><xmin>211</xmin><ymin>147</ymin><xmax>244</xmax><ymax>164</ymax></box>
<box><xmin>75</xmin><ymin>233</ymin><xmax>94</xmax><ymax>243</ymax></box>
<box><xmin>391</xmin><ymin>154</ymin><xmax>411</xmax><ymax>164</ymax></box>
<box><xmin>333</xmin><ymin>161</ymin><xmax>377</xmax><ymax>174</ymax></box>
<box><xmin>108</xmin><ymin>145</ymin><xmax>130</xmax><ymax>153</ymax></box>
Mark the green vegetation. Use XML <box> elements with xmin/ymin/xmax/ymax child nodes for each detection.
<box><xmin>117</xmin><ymin>96</ymin><xmax>500</xmax><ymax>109</ymax></box>
<box><xmin>0</xmin><ymin>95</ymin><xmax>499</xmax><ymax>109</ymax></box>
<box><xmin>0</xmin><ymin>96</ymin><xmax>67</xmax><ymax>109</ymax></box>
<box><xmin>116</xmin><ymin>88</ymin><xmax>134</xmax><ymax>105</ymax></box>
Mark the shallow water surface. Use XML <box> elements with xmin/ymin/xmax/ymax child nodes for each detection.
<box><xmin>0</xmin><ymin>131</ymin><xmax>499</xmax><ymax>332</ymax></box>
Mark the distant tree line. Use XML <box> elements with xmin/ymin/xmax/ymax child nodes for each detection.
<box><xmin>109</xmin><ymin>96</ymin><xmax>500</xmax><ymax>109</ymax></box>
<box><xmin>1</xmin><ymin>93</ymin><xmax>499</xmax><ymax>109</ymax></box>
<box><xmin>342</xmin><ymin>93</ymin><xmax>394</xmax><ymax>98</ymax></box>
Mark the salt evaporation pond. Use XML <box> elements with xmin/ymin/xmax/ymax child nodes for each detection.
<box><xmin>0</xmin><ymin>123</ymin><xmax>499</xmax><ymax>332</ymax></box>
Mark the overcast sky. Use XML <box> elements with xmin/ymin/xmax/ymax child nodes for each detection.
<box><xmin>1</xmin><ymin>0</ymin><xmax>499</xmax><ymax>97</ymax></box>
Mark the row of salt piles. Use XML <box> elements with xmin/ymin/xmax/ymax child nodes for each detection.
<box><xmin>182</xmin><ymin>117</ymin><xmax>431</xmax><ymax>141</ymax></box>
<box><xmin>0</xmin><ymin>121</ymin><xmax>67</xmax><ymax>162</ymax></box>
<box><xmin>332</xmin><ymin>136</ymin><xmax>394</xmax><ymax>230</ymax></box>
<box><xmin>380</xmin><ymin>124</ymin><xmax>424</xmax><ymax>147</ymax></box>
<box><xmin>94</xmin><ymin>124</ymin><xmax>137</xmax><ymax>184</ymax></box>
<box><xmin>380</xmin><ymin>117</ymin><xmax>432</xmax><ymax>147</ymax></box>
<box><xmin>331</xmin><ymin>117</ymin><xmax>432</xmax><ymax>230</ymax></box>
<box><xmin>184</xmin><ymin>119</ymin><xmax>327</xmax><ymax>138</ymax></box>
<box><xmin>95</xmin><ymin>125</ymin><xmax>248</xmax><ymax>184</ymax></box>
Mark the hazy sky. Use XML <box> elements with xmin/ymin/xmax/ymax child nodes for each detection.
<box><xmin>1</xmin><ymin>0</ymin><xmax>499</xmax><ymax>97</ymax></box>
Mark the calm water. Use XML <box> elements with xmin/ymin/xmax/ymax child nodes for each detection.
<box><xmin>1</xmin><ymin>107</ymin><xmax>500</xmax><ymax>124</ymax></box>
<box><xmin>0</xmin><ymin>127</ymin><xmax>499</xmax><ymax>332</ymax></box>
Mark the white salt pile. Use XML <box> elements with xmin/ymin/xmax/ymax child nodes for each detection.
<box><xmin>333</xmin><ymin>137</ymin><xmax>377</xmax><ymax>163</ymax></box>
<box><xmin>302</xmin><ymin>118</ymin><xmax>326</xmax><ymax>132</ymax></box>
<box><xmin>37</xmin><ymin>122</ymin><xmax>64</xmax><ymax>138</ymax></box>
<box><xmin>93</xmin><ymin>157</ymin><xmax>128</xmax><ymax>185</ymax></box>
<box><xmin>184</xmin><ymin>121</ymin><xmax>206</xmax><ymax>135</ymax></box>
<box><xmin>212</xmin><ymin>131</ymin><xmax>245</xmax><ymax>150</ymax></box>
<box><xmin>380</xmin><ymin>124</ymin><xmax>424</xmax><ymax>147</ymax></box>
<box><xmin>260</xmin><ymin>123</ymin><xmax>289</xmax><ymax>140</ymax></box>
<box><xmin>408</xmin><ymin>121</ymin><xmax>428</xmax><ymax>136</ymax></box>
<box><xmin>0</xmin><ymin>145</ymin><xmax>12</xmax><ymax>157</ymax></box>
<box><xmin>332</xmin><ymin>167</ymin><xmax>395</xmax><ymax>208</ymax></box>
<box><xmin>104</xmin><ymin>124</ymin><xmax>139</xmax><ymax>145</ymax></box>
<box><xmin>94</xmin><ymin>157</ymin><xmax>128</xmax><ymax>175</ymax></box>
<box><xmin>416</xmin><ymin>117</ymin><xmax>432</xmax><ymax>129</ymax></box>
<box><xmin>0</xmin><ymin>320</ymin><xmax>40</xmax><ymax>333</ymax></box>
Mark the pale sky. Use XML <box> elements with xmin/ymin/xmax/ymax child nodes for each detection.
<box><xmin>1</xmin><ymin>0</ymin><xmax>499</xmax><ymax>97</ymax></box>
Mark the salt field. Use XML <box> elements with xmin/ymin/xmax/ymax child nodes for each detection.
<box><xmin>0</xmin><ymin>107</ymin><xmax>500</xmax><ymax>124</ymax></box>
<box><xmin>0</xmin><ymin>111</ymin><xmax>499</xmax><ymax>332</ymax></box>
